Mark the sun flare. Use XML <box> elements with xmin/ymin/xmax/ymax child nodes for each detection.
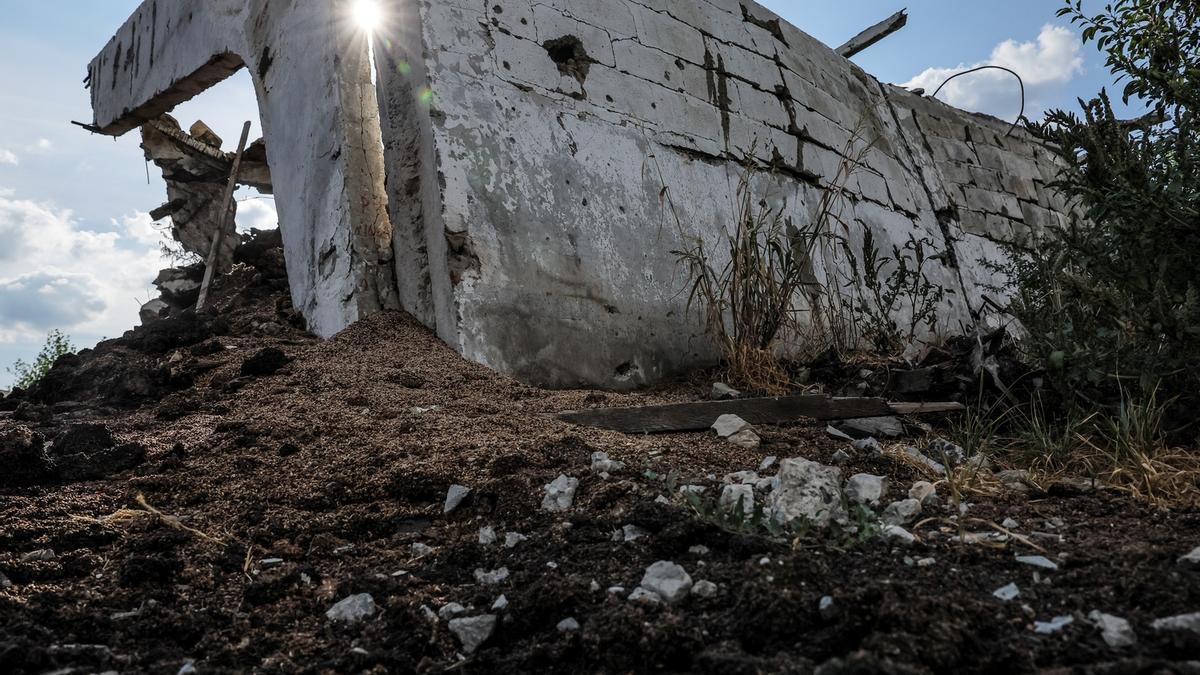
<box><xmin>351</xmin><ymin>0</ymin><xmax>383</xmax><ymax>32</ymax></box>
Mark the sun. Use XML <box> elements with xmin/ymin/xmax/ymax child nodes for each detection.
<box><xmin>351</xmin><ymin>0</ymin><xmax>384</xmax><ymax>32</ymax></box>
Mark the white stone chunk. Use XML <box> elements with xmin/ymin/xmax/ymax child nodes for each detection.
<box><xmin>542</xmin><ymin>475</ymin><xmax>579</xmax><ymax>512</ymax></box>
<box><xmin>639</xmin><ymin>561</ymin><xmax>693</xmax><ymax>603</ymax></box>
<box><xmin>326</xmin><ymin>593</ymin><xmax>376</xmax><ymax>623</ymax></box>
<box><xmin>845</xmin><ymin>473</ymin><xmax>888</xmax><ymax>506</ymax></box>
<box><xmin>1016</xmin><ymin>555</ymin><xmax>1059</xmax><ymax>571</ymax></box>
<box><xmin>768</xmin><ymin>458</ymin><xmax>846</xmax><ymax>528</ymax></box>
<box><xmin>993</xmin><ymin>583</ymin><xmax>1020</xmax><ymax>601</ymax></box>
<box><xmin>448</xmin><ymin>615</ymin><xmax>497</xmax><ymax>653</ymax></box>
<box><xmin>1089</xmin><ymin>611</ymin><xmax>1136</xmax><ymax>648</ymax></box>
<box><xmin>444</xmin><ymin>485</ymin><xmax>471</xmax><ymax>514</ymax></box>
<box><xmin>712</xmin><ymin>414</ymin><xmax>752</xmax><ymax>438</ymax></box>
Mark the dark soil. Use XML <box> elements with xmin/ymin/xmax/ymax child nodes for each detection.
<box><xmin>1</xmin><ymin>239</ymin><xmax>1198</xmax><ymax>674</ymax></box>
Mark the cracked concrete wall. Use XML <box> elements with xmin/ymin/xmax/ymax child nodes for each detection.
<box><xmin>87</xmin><ymin>0</ymin><xmax>398</xmax><ymax>337</ymax></box>
<box><xmin>374</xmin><ymin>0</ymin><xmax>1066</xmax><ymax>388</ymax></box>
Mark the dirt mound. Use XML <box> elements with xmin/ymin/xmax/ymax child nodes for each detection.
<box><xmin>1</xmin><ymin>235</ymin><xmax>1198</xmax><ymax>673</ymax></box>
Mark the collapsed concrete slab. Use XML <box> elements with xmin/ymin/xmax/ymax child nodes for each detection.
<box><xmin>87</xmin><ymin>0</ymin><xmax>1072</xmax><ymax>389</ymax></box>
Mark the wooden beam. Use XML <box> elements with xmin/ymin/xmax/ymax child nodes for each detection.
<box><xmin>837</xmin><ymin>10</ymin><xmax>908</xmax><ymax>59</ymax></box>
<box><xmin>195</xmin><ymin>121</ymin><xmax>252</xmax><ymax>312</ymax></box>
<box><xmin>558</xmin><ymin>395</ymin><xmax>961</xmax><ymax>434</ymax></box>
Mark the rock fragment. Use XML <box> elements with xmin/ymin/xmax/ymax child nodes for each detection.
<box><xmin>541</xmin><ymin>475</ymin><xmax>579</xmax><ymax>512</ymax></box>
<box><xmin>908</xmin><ymin>481</ymin><xmax>937</xmax><ymax>506</ymax></box>
<box><xmin>719</xmin><ymin>484</ymin><xmax>755</xmax><ymax>517</ymax></box>
<box><xmin>1016</xmin><ymin>555</ymin><xmax>1059</xmax><ymax>571</ymax></box>
<box><xmin>993</xmin><ymin>583</ymin><xmax>1020</xmax><ymax>601</ymax></box>
<box><xmin>628</xmin><ymin>587</ymin><xmax>661</xmax><ymax>604</ymax></box>
<box><xmin>448</xmin><ymin>615</ymin><xmax>497</xmax><ymax>654</ymax></box>
<box><xmin>692</xmin><ymin>580</ymin><xmax>718</xmax><ymax>598</ymax></box>
<box><xmin>1089</xmin><ymin>611</ymin><xmax>1136</xmax><ymax>648</ymax></box>
<box><xmin>639</xmin><ymin>561</ymin><xmax>693</xmax><ymax>604</ymax></box>
<box><xmin>768</xmin><ymin>458</ymin><xmax>846</xmax><ymax>528</ymax></box>
<box><xmin>556</xmin><ymin>617</ymin><xmax>580</xmax><ymax>632</ymax></box>
<box><xmin>504</xmin><ymin>532</ymin><xmax>528</xmax><ymax>548</ymax></box>
<box><xmin>438</xmin><ymin>602</ymin><xmax>467</xmax><ymax>621</ymax></box>
<box><xmin>711</xmin><ymin>382</ymin><xmax>741</xmax><ymax>400</ymax></box>
<box><xmin>591</xmin><ymin>451</ymin><xmax>626</xmax><ymax>473</ymax></box>
<box><xmin>1151</xmin><ymin>612</ymin><xmax>1200</xmax><ymax>635</ymax></box>
<box><xmin>1034</xmin><ymin>615</ymin><xmax>1074</xmax><ymax>634</ymax></box>
<box><xmin>902</xmin><ymin>446</ymin><xmax>946</xmax><ymax>475</ymax></box>
<box><xmin>760</xmin><ymin>456</ymin><xmax>777</xmax><ymax>471</ymax></box>
<box><xmin>726</xmin><ymin>429</ymin><xmax>762</xmax><ymax>450</ymax></box>
<box><xmin>444</xmin><ymin>485</ymin><xmax>471</xmax><ymax>514</ymax></box>
<box><xmin>880</xmin><ymin>525</ymin><xmax>916</xmax><ymax>546</ymax></box>
<box><xmin>712</xmin><ymin>414</ymin><xmax>752</xmax><ymax>438</ymax></box>
<box><xmin>845</xmin><ymin>474</ymin><xmax>887</xmax><ymax>506</ymax></box>
<box><xmin>473</xmin><ymin>567</ymin><xmax>510</xmax><ymax>585</ymax></box>
<box><xmin>326</xmin><ymin>594</ymin><xmax>376</xmax><ymax>623</ymax></box>
<box><xmin>881</xmin><ymin>499</ymin><xmax>922</xmax><ymax>526</ymax></box>
<box><xmin>478</xmin><ymin>526</ymin><xmax>497</xmax><ymax>545</ymax></box>
<box><xmin>20</xmin><ymin>549</ymin><xmax>56</xmax><ymax>562</ymax></box>
<box><xmin>851</xmin><ymin>437</ymin><xmax>884</xmax><ymax>456</ymax></box>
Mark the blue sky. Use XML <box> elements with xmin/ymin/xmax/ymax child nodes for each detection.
<box><xmin>0</xmin><ymin>0</ymin><xmax>1128</xmax><ymax>387</ymax></box>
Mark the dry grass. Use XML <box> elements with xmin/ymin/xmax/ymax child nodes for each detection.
<box><xmin>71</xmin><ymin>494</ymin><xmax>229</xmax><ymax>545</ymax></box>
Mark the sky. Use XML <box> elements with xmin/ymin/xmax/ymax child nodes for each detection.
<box><xmin>0</xmin><ymin>0</ymin><xmax>1131</xmax><ymax>388</ymax></box>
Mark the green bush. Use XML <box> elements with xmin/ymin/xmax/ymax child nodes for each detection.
<box><xmin>1008</xmin><ymin>0</ymin><xmax>1200</xmax><ymax>433</ymax></box>
<box><xmin>8</xmin><ymin>330</ymin><xmax>74</xmax><ymax>390</ymax></box>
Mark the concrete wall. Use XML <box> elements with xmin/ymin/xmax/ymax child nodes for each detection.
<box><xmin>87</xmin><ymin>0</ymin><xmax>398</xmax><ymax>337</ymax></box>
<box><xmin>90</xmin><ymin>0</ymin><xmax>1069</xmax><ymax>389</ymax></box>
<box><xmin>373</xmin><ymin>0</ymin><xmax>1067</xmax><ymax>388</ymax></box>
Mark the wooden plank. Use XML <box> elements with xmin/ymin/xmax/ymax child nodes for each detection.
<box><xmin>196</xmin><ymin>120</ymin><xmax>252</xmax><ymax>312</ymax></box>
<box><xmin>558</xmin><ymin>395</ymin><xmax>895</xmax><ymax>434</ymax></box>
<box><xmin>888</xmin><ymin>401</ymin><xmax>965</xmax><ymax>415</ymax></box>
<box><xmin>836</xmin><ymin>10</ymin><xmax>908</xmax><ymax>59</ymax></box>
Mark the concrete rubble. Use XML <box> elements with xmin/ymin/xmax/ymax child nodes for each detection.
<box><xmin>325</xmin><ymin>593</ymin><xmax>376</xmax><ymax>623</ymax></box>
<box><xmin>768</xmin><ymin>458</ymin><xmax>846</xmax><ymax>528</ymax></box>
<box><xmin>86</xmin><ymin>0</ymin><xmax>1076</xmax><ymax>388</ymax></box>
<box><xmin>448</xmin><ymin>615</ymin><xmax>497</xmax><ymax>653</ymax></box>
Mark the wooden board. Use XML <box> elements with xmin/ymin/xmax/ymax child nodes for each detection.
<box><xmin>558</xmin><ymin>395</ymin><xmax>895</xmax><ymax>434</ymax></box>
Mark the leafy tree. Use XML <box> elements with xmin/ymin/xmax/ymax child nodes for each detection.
<box><xmin>8</xmin><ymin>330</ymin><xmax>75</xmax><ymax>390</ymax></box>
<box><xmin>1009</xmin><ymin>0</ymin><xmax>1200</xmax><ymax>430</ymax></box>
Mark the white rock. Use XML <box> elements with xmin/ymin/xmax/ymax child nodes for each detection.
<box><xmin>712</xmin><ymin>414</ymin><xmax>752</xmax><ymax>438</ymax></box>
<box><xmin>688</xmin><ymin>545</ymin><xmax>710</xmax><ymax>556</ymax></box>
<box><xmin>760</xmin><ymin>456</ymin><xmax>778</xmax><ymax>471</ymax></box>
<box><xmin>727</xmin><ymin>429</ymin><xmax>762</xmax><ymax>450</ymax></box>
<box><xmin>20</xmin><ymin>549</ymin><xmax>56</xmax><ymax>562</ymax></box>
<box><xmin>1034</xmin><ymin>615</ymin><xmax>1074</xmax><ymax>634</ymax></box>
<box><xmin>1151</xmin><ymin>612</ymin><xmax>1200</xmax><ymax>634</ymax></box>
<box><xmin>448</xmin><ymin>615</ymin><xmax>497</xmax><ymax>653</ymax></box>
<box><xmin>826</xmin><ymin>425</ymin><xmax>854</xmax><ymax>441</ymax></box>
<box><xmin>589</xmin><ymin>580</ymin><xmax>600</xmax><ymax>592</ymax></box>
<box><xmin>492</xmin><ymin>595</ymin><xmax>508</xmax><ymax>610</ymax></box>
<box><xmin>474</xmin><ymin>567</ymin><xmax>510</xmax><ymax>585</ymax></box>
<box><xmin>639</xmin><ymin>561</ymin><xmax>693</xmax><ymax>604</ymax></box>
<box><xmin>998</xmin><ymin>469</ymin><xmax>1034</xmax><ymax>492</ymax></box>
<box><xmin>444</xmin><ymin>485</ymin><xmax>471</xmax><ymax>514</ymax></box>
<box><xmin>720</xmin><ymin>484</ymin><xmax>755</xmax><ymax>517</ymax></box>
<box><xmin>903</xmin><ymin>447</ymin><xmax>946</xmax><ymax>475</ymax></box>
<box><xmin>326</xmin><ymin>593</ymin><xmax>376</xmax><ymax>623</ymax></box>
<box><xmin>993</xmin><ymin>583</ymin><xmax>1020</xmax><ymax>601</ymax></box>
<box><xmin>880</xmin><ymin>524</ymin><xmax>916</xmax><ymax>546</ymax></box>
<box><xmin>818</xmin><ymin>596</ymin><xmax>835</xmax><ymax>617</ymax></box>
<box><xmin>607</xmin><ymin>586</ymin><xmax>626</xmax><ymax>595</ymax></box>
<box><xmin>1001</xmin><ymin>517</ymin><xmax>1019</xmax><ymax>530</ymax></box>
<box><xmin>768</xmin><ymin>458</ymin><xmax>847</xmax><ymax>528</ymax></box>
<box><xmin>654</xmin><ymin>495</ymin><xmax>671</xmax><ymax>505</ymax></box>
<box><xmin>692</xmin><ymin>580</ymin><xmax>718</xmax><ymax>598</ymax></box>
<box><xmin>556</xmin><ymin>617</ymin><xmax>580</xmax><ymax>632</ymax></box>
<box><xmin>927</xmin><ymin>438</ymin><xmax>967</xmax><ymax>466</ymax></box>
<box><xmin>1016</xmin><ymin>555</ymin><xmax>1059</xmax><ymax>571</ymax></box>
<box><xmin>845</xmin><ymin>474</ymin><xmax>888</xmax><ymax>506</ymax></box>
<box><xmin>724</xmin><ymin>470</ymin><xmax>759</xmax><ymax>484</ymax></box>
<box><xmin>711</xmin><ymin>382</ymin><xmax>741</xmax><ymax>400</ymax></box>
<box><xmin>1089</xmin><ymin>611</ymin><xmax>1136</xmax><ymax>647</ymax></box>
<box><xmin>411</xmin><ymin>542</ymin><xmax>434</xmax><ymax>556</ymax></box>
<box><xmin>916</xmin><ymin>557</ymin><xmax>936</xmax><ymax>567</ymax></box>
<box><xmin>882</xmin><ymin>499</ymin><xmax>922</xmax><ymax>526</ymax></box>
<box><xmin>622</xmin><ymin>524</ymin><xmax>649</xmax><ymax>542</ymax></box>
<box><xmin>478</xmin><ymin>526</ymin><xmax>497</xmax><ymax>545</ymax></box>
<box><xmin>0</xmin><ymin>571</ymin><xmax>11</xmax><ymax>589</ymax></box>
<box><xmin>679</xmin><ymin>485</ymin><xmax>707</xmax><ymax>497</ymax></box>
<box><xmin>851</xmin><ymin>437</ymin><xmax>884</xmax><ymax>456</ymax></box>
<box><xmin>438</xmin><ymin>602</ymin><xmax>466</xmax><ymax>621</ymax></box>
<box><xmin>504</xmin><ymin>532</ymin><xmax>528</xmax><ymax>548</ymax></box>
<box><xmin>628</xmin><ymin>587</ymin><xmax>661</xmax><ymax>604</ymax></box>
<box><xmin>831</xmin><ymin>449</ymin><xmax>852</xmax><ymax>464</ymax></box>
<box><xmin>840</xmin><ymin>416</ymin><xmax>902</xmax><ymax>439</ymax></box>
<box><xmin>542</xmin><ymin>475</ymin><xmax>579</xmax><ymax>512</ymax></box>
<box><xmin>591</xmin><ymin>451</ymin><xmax>626</xmax><ymax>473</ymax></box>
<box><xmin>1179</xmin><ymin>546</ymin><xmax>1200</xmax><ymax>566</ymax></box>
<box><xmin>178</xmin><ymin>661</ymin><xmax>197</xmax><ymax>675</ymax></box>
<box><xmin>908</xmin><ymin>481</ymin><xmax>937</xmax><ymax>506</ymax></box>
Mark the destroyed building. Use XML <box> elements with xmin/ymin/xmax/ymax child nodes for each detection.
<box><xmin>85</xmin><ymin>0</ymin><xmax>1071</xmax><ymax>389</ymax></box>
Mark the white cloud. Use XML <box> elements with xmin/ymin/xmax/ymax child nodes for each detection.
<box><xmin>0</xmin><ymin>193</ymin><xmax>166</xmax><ymax>344</ymax></box>
<box><xmin>28</xmin><ymin>138</ymin><xmax>53</xmax><ymax>154</ymax></box>
<box><xmin>236</xmin><ymin>197</ymin><xmax>279</xmax><ymax>232</ymax></box>
<box><xmin>0</xmin><ymin>149</ymin><xmax>17</xmax><ymax>166</ymax></box>
<box><xmin>902</xmin><ymin>25</ymin><xmax>1084</xmax><ymax>121</ymax></box>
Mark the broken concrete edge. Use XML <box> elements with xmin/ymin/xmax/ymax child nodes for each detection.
<box><xmin>86</xmin><ymin>0</ymin><xmax>1073</xmax><ymax>389</ymax></box>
